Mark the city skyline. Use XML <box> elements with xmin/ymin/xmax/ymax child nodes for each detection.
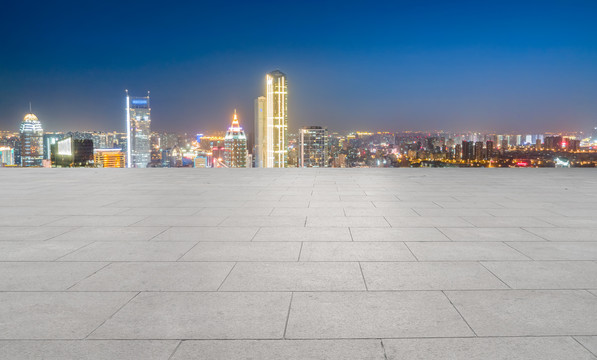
<box><xmin>2</xmin><ymin>1</ymin><xmax>597</xmax><ymax>134</ymax></box>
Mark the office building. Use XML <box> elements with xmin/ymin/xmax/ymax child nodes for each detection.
<box><xmin>224</xmin><ymin>110</ymin><xmax>248</xmax><ymax>168</ymax></box>
<box><xmin>0</xmin><ymin>147</ymin><xmax>14</xmax><ymax>166</ymax></box>
<box><xmin>253</xmin><ymin>96</ymin><xmax>266</xmax><ymax>167</ymax></box>
<box><xmin>486</xmin><ymin>140</ymin><xmax>494</xmax><ymax>158</ymax></box>
<box><xmin>125</xmin><ymin>91</ymin><xmax>151</xmax><ymax>168</ymax></box>
<box><xmin>264</xmin><ymin>70</ymin><xmax>288</xmax><ymax>167</ymax></box>
<box><xmin>94</xmin><ymin>149</ymin><xmax>125</xmax><ymax>168</ymax></box>
<box><xmin>474</xmin><ymin>141</ymin><xmax>484</xmax><ymax>161</ymax></box>
<box><xmin>20</xmin><ymin>112</ymin><xmax>44</xmax><ymax>167</ymax></box>
<box><xmin>51</xmin><ymin>137</ymin><xmax>94</xmax><ymax>167</ymax></box>
<box><xmin>299</xmin><ymin>126</ymin><xmax>329</xmax><ymax>167</ymax></box>
<box><xmin>43</xmin><ymin>133</ymin><xmax>63</xmax><ymax>160</ymax></box>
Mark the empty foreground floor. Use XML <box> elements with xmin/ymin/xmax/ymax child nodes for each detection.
<box><xmin>1</xmin><ymin>168</ymin><xmax>597</xmax><ymax>359</ymax></box>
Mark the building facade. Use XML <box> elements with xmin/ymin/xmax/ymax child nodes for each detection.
<box><xmin>0</xmin><ymin>147</ymin><xmax>14</xmax><ymax>166</ymax></box>
<box><xmin>299</xmin><ymin>126</ymin><xmax>329</xmax><ymax>167</ymax></box>
<box><xmin>253</xmin><ymin>96</ymin><xmax>266</xmax><ymax>167</ymax></box>
<box><xmin>126</xmin><ymin>91</ymin><xmax>151</xmax><ymax>168</ymax></box>
<box><xmin>224</xmin><ymin>110</ymin><xmax>247</xmax><ymax>168</ymax></box>
<box><xmin>51</xmin><ymin>137</ymin><xmax>94</xmax><ymax>167</ymax></box>
<box><xmin>94</xmin><ymin>149</ymin><xmax>125</xmax><ymax>168</ymax></box>
<box><xmin>20</xmin><ymin>113</ymin><xmax>44</xmax><ymax>167</ymax></box>
<box><xmin>265</xmin><ymin>70</ymin><xmax>288</xmax><ymax>167</ymax></box>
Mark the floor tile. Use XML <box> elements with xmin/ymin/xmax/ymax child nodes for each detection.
<box><xmin>0</xmin><ymin>241</ymin><xmax>91</xmax><ymax>261</ymax></box>
<box><xmin>350</xmin><ymin>228</ymin><xmax>449</xmax><ymax>242</ymax></box>
<box><xmin>90</xmin><ymin>292</ymin><xmax>291</xmax><ymax>339</ymax></box>
<box><xmin>524</xmin><ymin>228</ymin><xmax>597</xmax><ymax>241</ymax></box>
<box><xmin>53</xmin><ymin>227</ymin><xmax>168</xmax><ymax>241</ymax></box>
<box><xmin>170</xmin><ymin>340</ymin><xmax>386</xmax><ymax>360</ymax></box>
<box><xmin>306</xmin><ymin>216</ymin><xmax>389</xmax><ymax>228</ymax></box>
<box><xmin>406</xmin><ymin>242</ymin><xmax>529</xmax><ymax>261</ymax></box>
<box><xmin>72</xmin><ymin>262</ymin><xmax>234</xmax><ymax>291</ymax></box>
<box><xmin>383</xmin><ymin>337</ymin><xmax>596</xmax><ymax>360</ymax></box>
<box><xmin>180</xmin><ymin>242</ymin><xmax>301</xmax><ymax>261</ymax></box>
<box><xmin>446</xmin><ymin>290</ymin><xmax>597</xmax><ymax>336</ymax></box>
<box><xmin>45</xmin><ymin>216</ymin><xmax>147</xmax><ymax>227</ymax></box>
<box><xmin>0</xmin><ymin>262</ymin><xmax>108</xmax><ymax>290</ymax></box>
<box><xmin>153</xmin><ymin>227</ymin><xmax>258</xmax><ymax>242</ymax></box>
<box><xmin>0</xmin><ymin>340</ymin><xmax>179</xmax><ymax>360</ymax></box>
<box><xmin>0</xmin><ymin>292</ymin><xmax>136</xmax><ymax>339</ymax></box>
<box><xmin>59</xmin><ymin>241</ymin><xmax>196</xmax><ymax>261</ymax></box>
<box><xmin>220</xmin><ymin>262</ymin><xmax>365</xmax><ymax>291</ymax></box>
<box><xmin>507</xmin><ymin>242</ymin><xmax>597</xmax><ymax>260</ymax></box>
<box><xmin>439</xmin><ymin>228</ymin><xmax>543</xmax><ymax>241</ymax></box>
<box><xmin>361</xmin><ymin>262</ymin><xmax>507</xmax><ymax>290</ymax></box>
<box><xmin>482</xmin><ymin>261</ymin><xmax>597</xmax><ymax>289</ymax></box>
<box><xmin>299</xmin><ymin>242</ymin><xmax>415</xmax><ymax>261</ymax></box>
<box><xmin>0</xmin><ymin>226</ymin><xmax>73</xmax><ymax>241</ymax></box>
<box><xmin>385</xmin><ymin>217</ymin><xmax>473</xmax><ymax>228</ymax></box>
<box><xmin>253</xmin><ymin>227</ymin><xmax>352</xmax><ymax>242</ymax></box>
<box><xmin>286</xmin><ymin>291</ymin><xmax>473</xmax><ymax>338</ymax></box>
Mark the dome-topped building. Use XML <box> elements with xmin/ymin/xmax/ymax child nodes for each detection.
<box><xmin>20</xmin><ymin>111</ymin><xmax>44</xmax><ymax>167</ymax></box>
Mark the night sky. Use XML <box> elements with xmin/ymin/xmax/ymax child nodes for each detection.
<box><xmin>1</xmin><ymin>0</ymin><xmax>596</xmax><ymax>134</ymax></box>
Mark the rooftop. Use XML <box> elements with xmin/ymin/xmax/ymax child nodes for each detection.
<box><xmin>1</xmin><ymin>168</ymin><xmax>596</xmax><ymax>359</ymax></box>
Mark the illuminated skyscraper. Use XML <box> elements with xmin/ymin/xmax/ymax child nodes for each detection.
<box><xmin>299</xmin><ymin>126</ymin><xmax>329</xmax><ymax>167</ymax></box>
<box><xmin>125</xmin><ymin>91</ymin><xmax>151</xmax><ymax>168</ymax></box>
<box><xmin>0</xmin><ymin>147</ymin><xmax>14</xmax><ymax>166</ymax></box>
<box><xmin>20</xmin><ymin>111</ymin><xmax>44</xmax><ymax>167</ymax></box>
<box><xmin>253</xmin><ymin>96</ymin><xmax>266</xmax><ymax>167</ymax></box>
<box><xmin>265</xmin><ymin>70</ymin><xmax>288</xmax><ymax>168</ymax></box>
<box><xmin>224</xmin><ymin>110</ymin><xmax>247</xmax><ymax>168</ymax></box>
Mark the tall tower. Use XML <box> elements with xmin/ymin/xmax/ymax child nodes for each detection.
<box><xmin>253</xmin><ymin>96</ymin><xmax>266</xmax><ymax>167</ymax></box>
<box><xmin>265</xmin><ymin>70</ymin><xmax>288</xmax><ymax>168</ymax></box>
<box><xmin>224</xmin><ymin>110</ymin><xmax>248</xmax><ymax>168</ymax></box>
<box><xmin>125</xmin><ymin>91</ymin><xmax>151</xmax><ymax>168</ymax></box>
<box><xmin>20</xmin><ymin>108</ymin><xmax>44</xmax><ymax>167</ymax></box>
<box><xmin>299</xmin><ymin>126</ymin><xmax>329</xmax><ymax>168</ymax></box>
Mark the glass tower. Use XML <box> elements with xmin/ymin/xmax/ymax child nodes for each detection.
<box><xmin>253</xmin><ymin>96</ymin><xmax>266</xmax><ymax>167</ymax></box>
<box><xmin>224</xmin><ymin>110</ymin><xmax>248</xmax><ymax>168</ymax></box>
<box><xmin>20</xmin><ymin>113</ymin><xmax>44</xmax><ymax>167</ymax></box>
<box><xmin>265</xmin><ymin>70</ymin><xmax>288</xmax><ymax>168</ymax></box>
<box><xmin>299</xmin><ymin>126</ymin><xmax>329</xmax><ymax>168</ymax></box>
<box><xmin>125</xmin><ymin>91</ymin><xmax>151</xmax><ymax>168</ymax></box>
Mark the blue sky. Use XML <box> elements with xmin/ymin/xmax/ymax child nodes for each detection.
<box><xmin>1</xmin><ymin>0</ymin><xmax>596</xmax><ymax>134</ymax></box>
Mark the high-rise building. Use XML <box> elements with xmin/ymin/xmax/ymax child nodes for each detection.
<box><xmin>474</xmin><ymin>141</ymin><xmax>484</xmax><ymax>161</ymax></box>
<box><xmin>51</xmin><ymin>137</ymin><xmax>94</xmax><ymax>167</ymax></box>
<box><xmin>43</xmin><ymin>133</ymin><xmax>63</xmax><ymax>160</ymax></box>
<box><xmin>486</xmin><ymin>140</ymin><xmax>494</xmax><ymax>159</ymax></box>
<box><xmin>94</xmin><ymin>149</ymin><xmax>125</xmax><ymax>168</ymax></box>
<box><xmin>224</xmin><ymin>110</ymin><xmax>247</xmax><ymax>168</ymax></box>
<box><xmin>253</xmin><ymin>96</ymin><xmax>266</xmax><ymax>167</ymax></box>
<box><xmin>265</xmin><ymin>70</ymin><xmax>288</xmax><ymax>168</ymax></box>
<box><xmin>461</xmin><ymin>141</ymin><xmax>474</xmax><ymax>161</ymax></box>
<box><xmin>20</xmin><ymin>112</ymin><xmax>44</xmax><ymax>167</ymax></box>
<box><xmin>299</xmin><ymin>126</ymin><xmax>329</xmax><ymax>167</ymax></box>
<box><xmin>125</xmin><ymin>91</ymin><xmax>151</xmax><ymax>168</ymax></box>
<box><xmin>0</xmin><ymin>147</ymin><xmax>14</xmax><ymax>166</ymax></box>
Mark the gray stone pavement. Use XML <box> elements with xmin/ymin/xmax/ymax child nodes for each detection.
<box><xmin>0</xmin><ymin>168</ymin><xmax>596</xmax><ymax>359</ymax></box>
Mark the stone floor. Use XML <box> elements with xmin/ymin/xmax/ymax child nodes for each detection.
<box><xmin>1</xmin><ymin>168</ymin><xmax>597</xmax><ymax>359</ymax></box>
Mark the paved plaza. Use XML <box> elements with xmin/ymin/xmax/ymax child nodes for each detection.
<box><xmin>1</xmin><ymin>168</ymin><xmax>597</xmax><ymax>359</ymax></box>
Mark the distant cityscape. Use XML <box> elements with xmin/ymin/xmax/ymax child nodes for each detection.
<box><xmin>2</xmin><ymin>69</ymin><xmax>597</xmax><ymax>169</ymax></box>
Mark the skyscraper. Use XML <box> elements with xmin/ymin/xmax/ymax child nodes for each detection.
<box><xmin>0</xmin><ymin>147</ymin><xmax>14</xmax><ymax>166</ymax></box>
<box><xmin>224</xmin><ymin>110</ymin><xmax>247</xmax><ymax>168</ymax></box>
<box><xmin>20</xmin><ymin>112</ymin><xmax>44</xmax><ymax>167</ymax></box>
<box><xmin>125</xmin><ymin>91</ymin><xmax>151</xmax><ymax>168</ymax></box>
<box><xmin>299</xmin><ymin>126</ymin><xmax>329</xmax><ymax>167</ymax></box>
<box><xmin>253</xmin><ymin>96</ymin><xmax>266</xmax><ymax>167</ymax></box>
<box><xmin>265</xmin><ymin>70</ymin><xmax>288</xmax><ymax>168</ymax></box>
